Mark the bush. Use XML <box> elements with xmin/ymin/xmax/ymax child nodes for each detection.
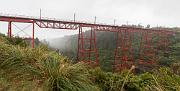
<box><xmin>0</xmin><ymin>37</ymin><xmax>99</xmax><ymax>91</ymax></box>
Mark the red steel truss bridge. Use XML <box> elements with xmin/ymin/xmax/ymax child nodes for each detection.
<box><xmin>0</xmin><ymin>14</ymin><xmax>176</xmax><ymax>71</ymax></box>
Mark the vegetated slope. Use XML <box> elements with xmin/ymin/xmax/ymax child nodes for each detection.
<box><xmin>1</xmin><ymin>33</ymin><xmax>180</xmax><ymax>91</ymax></box>
<box><xmin>0</xmin><ymin>34</ymin><xmax>98</xmax><ymax>91</ymax></box>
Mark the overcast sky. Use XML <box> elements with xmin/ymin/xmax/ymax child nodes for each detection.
<box><xmin>0</xmin><ymin>0</ymin><xmax>179</xmax><ymax>39</ymax></box>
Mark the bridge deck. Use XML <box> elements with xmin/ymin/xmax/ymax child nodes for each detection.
<box><xmin>0</xmin><ymin>15</ymin><xmax>163</xmax><ymax>30</ymax></box>
<box><xmin>0</xmin><ymin>14</ymin><xmax>174</xmax><ymax>32</ymax></box>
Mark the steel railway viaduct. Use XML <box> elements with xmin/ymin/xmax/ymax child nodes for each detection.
<box><xmin>0</xmin><ymin>14</ymin><xmax>176</xmax><ymax>71</ymax></box>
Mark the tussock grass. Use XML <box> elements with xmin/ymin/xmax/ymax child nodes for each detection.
<box><xmin>0</xmin><ymin>36</ymin><xmax>99</xmax><ymax>91</ymax></box>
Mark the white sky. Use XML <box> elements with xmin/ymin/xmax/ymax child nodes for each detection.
<box><xmin>0</xmin><ymin>0</ymin><xmax>179</xmax><ymax>39</ymax></box>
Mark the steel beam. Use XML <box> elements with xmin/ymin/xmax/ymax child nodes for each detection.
<box><xmin>8</xmin><ymin>21</ymin><xmax>12</xmax><ymax>38</ymax></box>
<box><xmin>32</xmin><ymin>22</ymin><xmax>35</xmax><ymax>48</ymax></box>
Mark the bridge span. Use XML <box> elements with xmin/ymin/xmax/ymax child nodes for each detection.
<box><xmin>0</xmin><ymin>14</ymin><xmax>175</xmax><ymax>71</ymax></box>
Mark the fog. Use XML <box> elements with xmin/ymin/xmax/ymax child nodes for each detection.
<box><xmin>0</xmin><ymin>0</ymin><xmax>179</xmax><ymax>39</ymax></box>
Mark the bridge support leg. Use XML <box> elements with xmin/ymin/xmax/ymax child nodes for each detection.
<box><xmin>77</xmin><ymin>26</ymin><xmax>84</xmax><ymax>62</ymax></box>
<box><xmin>8</xmin><ymin>21</ymin><xmax>12</xmax><ymax>38</ymax></box>
<box><xmin>77</xmin><ymin>26</ymin><xmax>98</xmax><ymax>65</ymax></box>
<box><xmin>114</xmin><ymin>29</ymin><xmax>134</xmax><ymax>72</ymax></box>
<box><xmin>32</xmin><ymin>22</ymin><xmax>35</xmax><ymax>48</ymax></box>
<box><xmin>138</xmin><ymin>30</ymin><xmax>155</xmax><ymax>69</ymax></box>
<box><xmin>93</xmin><ymin>27</ymin><xmax>98</xmax><ymax>64</ymax></box>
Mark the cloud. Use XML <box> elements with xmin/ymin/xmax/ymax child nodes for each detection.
<box><xmin>0</xmin><ymin>0</ymin><xmax>179</xmax><ymax>39</ymax></box>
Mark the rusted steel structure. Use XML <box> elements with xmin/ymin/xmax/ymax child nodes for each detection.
<box><xmin>114</xmin><ymin>28</ymin><xmax>134</xmax><ymax>71</ymax></box>
<box><xmin>77</xmin><ymin>26</ymin><xmax>98</xmax><ymax>65</ymax></box>
<box><xmin>0</xmin><ymin>14</ymin><xmax>175</xmax><ymax>71</ymax></box>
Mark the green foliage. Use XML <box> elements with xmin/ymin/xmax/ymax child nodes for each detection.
<box><xmin>0</xmin><ymin>35</ymin><xmax>99</xmax><ymax>91</ymax></box>
<box><xmin>42</xmin><ymin>62</ymin><xmax>99</xmax><ymax>91</ymax></box>
<box><xmin>157</xmin><ymin>67</ymin><xmax>180</xmax><ymax>90</ymax></box>
<box><xmin>6</xmin><ymin>37</ymin><xmax>28</xmax><ymax>47</ymax></box>
<box><xmin>0</xmin><ymin>43</ymin><xmax>41</xmax><ymax>90</ymax></box>
<box><xmin>1</xmin><ymin>33</ymin><xmax>180</xmax><ymax>91</ymax></box>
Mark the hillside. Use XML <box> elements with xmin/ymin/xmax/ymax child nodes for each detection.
<box><xmin>48</xmin><ymin>28</ymin><xmax>180</xmax><ymax>71</ymax></box>
<box><xmin>0</xmin><ymin>34</ymin><xmax>99</xmax><ymax>91</ymax></box>
<box><xmin>1</xmin><ymin>33</ymin><xmax>180</xmax><ymax>91</ymax></box>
